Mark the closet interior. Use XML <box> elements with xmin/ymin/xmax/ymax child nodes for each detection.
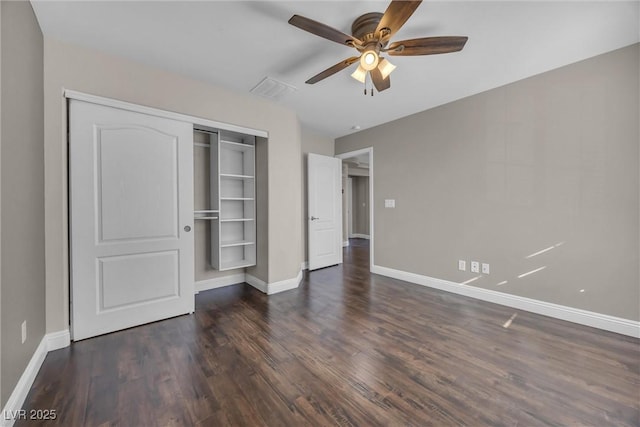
<box><xmin>194</xmin><ymin>127</ymin><xmax>256</xmax><ymax>271</ymax></box>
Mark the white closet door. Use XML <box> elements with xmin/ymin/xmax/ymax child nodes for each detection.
<box><xmin>70</xmin><ymin>100</ymin><xmax>194</xmax><ymax>340</ymax></box>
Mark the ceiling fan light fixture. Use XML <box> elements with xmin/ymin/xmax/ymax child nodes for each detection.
<box><xmin>351</xmin><ymin>65</ymin><xmax>367</xmax><ymax>83</ymax></box>
<box><xmin>360</xmin><ymin>50</ymin><xmax>379</xmax><ymax>71</ymax></box>
<box><xmin>378</xmin><ymin>58</ymin><xmax>396</xmax><ymax>80</ymax></box>
<box><xmin>288</xmin><ymin>2</ymin><xmax>468</xmax><ymax>95</ymax></box>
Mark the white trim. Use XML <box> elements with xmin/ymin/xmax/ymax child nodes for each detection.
<box><xmin>347</xmin><ymin>177</ymin><xmax>353</xmax><ymax>238</ymax></box>
<box><xmin>246</xmin><ymin>269</ymin><xmax>303</xmax><ymax>295</ymax></box>
<box><xmin>195</xmin><ymin>274</ymin><xmax>245</xmax><ymax>292</ymax></box>
<box><xmin>335</xmin><ymin>147</ymin><xmax>372</xmax><ymax>159</ymax></box>
<box><xmin>350</xmin><ymin>234</ymin><xmax>370</xmax><ymax>239</ymax></box>
<box><xmin>244</xmin><ymin>274</ymin><xmax>268</xmax><ymax>293</ymax></box>
<box><xmin>1</xmin><ymin>330</ymin><xmax>71</xmax><ymax>427</ymax></box>
<box><xmin>301</xmin><ymin>261</ymin><xmax>309</xmax><ymax>271</ymax></box>
<box><xmin>342</xmin><ymin>241</ymin><xmax>349</xmax><ymax>247</ymax></box>
<box><xmin>1</xmin><ymin>339</ymin><xmax>47</xmax><ymax>427</ymax></box>
<box><xmin>267</xmin><ymin>269</ymin><xmax>303</xmax><ymax>295</ymax></box>
<box><xmin>335</xmin><ymin>148</ymin><xmax>374</xmax><ymax>270</ymax></box>
<box><xmin>372</xmin><ymin>265</ymin><xmax>640</xmax><ymax>338</ymax></box>
<box><xmin>64</xmin><ymin>89</ymin><xmax>268</xmax><ymax>138</ymax></box>
<box><xmin>46</xmin><ymin>329</ymin><xmax>70</xmax><ymax>352</ymax></box>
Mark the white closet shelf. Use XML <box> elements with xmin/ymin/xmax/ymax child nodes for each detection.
<box><xmin>220</xmin><ymin>240</ymin><xmax>255</xmax><ymax>248</ymax></box>
<box><xmin>220</xmin><ymin>259</ymin><xmax>255</xmax><ymax>270</ymax></box>
<box><xmin>220</xmin><ymin>197</ymin><xmax>254</xmax><ymax>201</ymax></box>
<box><xmin>195</xmin><ymin>216</ymin><xmax>218</xmax><ymax>220</ymax></box>
<box><xmin>220</xmin><ymin>218</ymin><xmax>255</xmax><ymax>222</ymax></box>
<box><xmin>220</xmin><ymin>173</ymin><xmax>254</xmax><ymax>179</ymax></box>
<box><xmin>194</xmin><ymin>209</ymin><xmax>219</xmax><ymax>213</ymax></box>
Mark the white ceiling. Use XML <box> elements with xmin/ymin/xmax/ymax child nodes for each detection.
<box><xmin>31</xmin><ymin>1</ymin><xmax>639</xmax><ymax>139</ymax></box>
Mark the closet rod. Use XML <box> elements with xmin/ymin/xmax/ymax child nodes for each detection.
<box><xmin>194</xmin><ymin>128</ymin><xmax>219</xmax><ymax>136</ymax></box>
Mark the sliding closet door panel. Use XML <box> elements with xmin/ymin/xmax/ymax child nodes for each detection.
<box><xmin>70</xmin><ymin>100</ymin><xmax>194</xmax><ymax>341</ymax></box>
<box><xmin>98</xmin><ymin>127</ymin><xmax>179</xmax><ymax>241</ymax></box>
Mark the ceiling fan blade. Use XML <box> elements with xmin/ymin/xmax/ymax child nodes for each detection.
<box><xmin>375</xmin><ymin>1</ymin><xmax>422</xmax><ymax>39</ymax></box>
<box><xmin>289</xmin><ymin>15</ymin><xmax>362</xmax><ymax>47</ymax></box>
<box><xmin>387</xmin><ymin>36</ymin><xmax>468</xmax><ymax>56</ymax></box>
<box><xmin>370</xmin><ymin>67</ymin><xmax>391</xmax><ymax>92</ymax></box>
<box><xmin>306</xmin><ymin>57</ymin><xmax>360</xmax><ymax>84</ymax></box>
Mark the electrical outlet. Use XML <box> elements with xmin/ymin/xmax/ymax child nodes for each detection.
<box><xmin>482</xmin><ymin>263</ymin><xmax>490</xmax><ymax>274</ymax></box>
<box><xmin>384</xmin><ymin>199</ymin><xmax>395</xmax><ymax>208</ymax></box>
<box><xmin>21</xmin><ymin>321</ymin><xmax>27</xmax><ymax>344</ymax></box>
<box><xmin>458</xmin><ymin>260</ymin><xmax>466</xmax><ymax>271</ymax></box>
<box><xmin>471</xmin><ymin>261</ymin><xmax>480</xmax><ymax>273</ymax></box>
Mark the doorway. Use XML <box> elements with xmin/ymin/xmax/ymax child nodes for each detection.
<box><xmin>335</xmin><ymin>148</ymin><xmax>374</xmax><ymax>270</ymax></box>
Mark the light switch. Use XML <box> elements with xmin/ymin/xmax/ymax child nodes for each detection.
<box><xmin>385</xmin><ymin>199</ymin><xmax>395</xmax><ymax>208</ymax></box>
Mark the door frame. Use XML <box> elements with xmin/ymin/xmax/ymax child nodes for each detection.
<box><xmin>347</xmin><ymin>177</ymin><xmax>353</xmax><ymax>239</ymax></box>
<box><xmin>335</xmin><ymin>147</ymin><xmax>374</xmax><ymax>270</ymax></box>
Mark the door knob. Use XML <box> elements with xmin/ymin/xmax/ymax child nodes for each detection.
<box><xmin>310</xmin><ymin>216</ymin><xmax>319</xmax><ymax>221</ymax></box>
<box><xmin>184</xmin><ymin>225</ymin><xmax>191</xmax><ymax>232</ymax></box>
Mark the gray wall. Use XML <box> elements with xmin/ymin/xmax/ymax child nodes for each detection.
<box><xmin>351</xmin><ymin>176</ymin><xmax>370</xmax><ymax>236</ymax></box>
<box><xmin>301</xmin><ymin>126</ymin><xmax>334</xmax><ymax>263</ymax></box>
<box><xmin>43</xmin><ymin>38</ymin><xmax>302</xmax><ymax>334</ymax></box>
<box><xmin>337</xmin><ymin>44</ymin><xmax>639</xmax><ymax>321</ymax></box>
<box><xmin>1</xmin><ymin>2</ymin><xmax>45</xmax><ymax>406</ymax></box>
<box><xmin>1</xmin><ymin>0</ymin><xmax>3</xmax><ymax>404</ymax></box>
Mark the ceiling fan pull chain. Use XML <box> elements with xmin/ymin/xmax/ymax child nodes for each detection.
<box><xmin>370</xmin><ymin>72</ymin><xmax>374</xmax><ymax>96</ymax></box>
<box><xmin>364</xmin><ymin>71</ymin><xmax>368</xmax><ymax>96</ymax></box>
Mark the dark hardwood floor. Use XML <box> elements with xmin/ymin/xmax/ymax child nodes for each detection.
<box><xmin>18</xmin><ymin>238</ymin><xmax>640</xmax><ymax>426</ymax></box>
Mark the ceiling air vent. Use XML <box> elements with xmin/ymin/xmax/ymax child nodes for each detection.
<box><xmin>250</xmin><ymin>77</ymin><xmax>297</xmax><ymax>101</ymax></box>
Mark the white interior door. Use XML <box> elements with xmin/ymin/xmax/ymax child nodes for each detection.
<box><xmin>70</xmin><ymin>100</ymin><xmax>194</xmax><ymax>340</ymax></box>
<box><xmin>308</xmin><ymin>153</ymin><xmax>342</xmax><ymax>270</ymax></box>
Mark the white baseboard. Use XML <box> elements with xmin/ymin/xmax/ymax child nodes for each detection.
<box><xmin>46</xmin><ymin>329</ymin><xmax>70</xmax><ymax>352</ymax></box>
<box><xmin>267</xmin><ymin>269</ymin><xmax>303</xmax><ymax>295</ymax></box>
<box><xmin>342</xmin><ymin>240</ymin><xmax>349</xmax><ymax>247</ymax></box>
<box><xmin>372</xmin><ymin>265</ymin><xmax>640</xmax><ymax>338</ymax></box>
<box><xmin>195</xmin><ymin>274</ymin><xmax>245</xmax><ymax>293</ymax></box>
<box><xmin>350</xmin><ymin>234</ymin><xmax>370</xmax><ymax>239</ymax></box>
<box><xmin>200</xmin><ymin>271</ymin><xmax>303</xmax><ymax>295</ymax></box>
<box><xmin>1</xmin><ymin>330</ymin><xmax>71</xmax><ymax>427</ymax></box>
<box><xmin>246</xmin><ymin>269</ymin><xmax>303</xmax><ymax>295</ymax></box>
<box><xmin>245</xmin><ymin>273</ymin><xmax>268</xmax><ymax>293</ymax></box>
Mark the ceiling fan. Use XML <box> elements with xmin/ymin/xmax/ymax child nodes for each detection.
<box><xmin>288</xmin><ymin>0</ymin><xmax>468</xmax><ymax>95</ymax></box>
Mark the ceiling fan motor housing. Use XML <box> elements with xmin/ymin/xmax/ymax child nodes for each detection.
<box><xmin>351</xmin><ymin>12</ymin><xmax>389</xmax><ymax>51</ymax></box>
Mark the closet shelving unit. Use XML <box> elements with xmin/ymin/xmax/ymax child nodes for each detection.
<box><xmin>195</xmin><ymin>128</ymin><xmax>256</xmax><ymax>271</ymax></box>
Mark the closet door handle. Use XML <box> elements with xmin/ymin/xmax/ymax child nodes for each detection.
<box><xmin>310</xmin><ymin>216</ymin><xmax>319</xmax><ymax>221</ymax></box>
<box><xmin>184</xmin><ymin>225</ymin><xmax>191</xmax><ymax>232</ymax></box>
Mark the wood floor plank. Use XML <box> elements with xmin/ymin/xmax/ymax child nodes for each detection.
<box><xmin>16</xmin><ymin>238</ymin><xmax>640</xmax><ymax>426</ymax></box>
